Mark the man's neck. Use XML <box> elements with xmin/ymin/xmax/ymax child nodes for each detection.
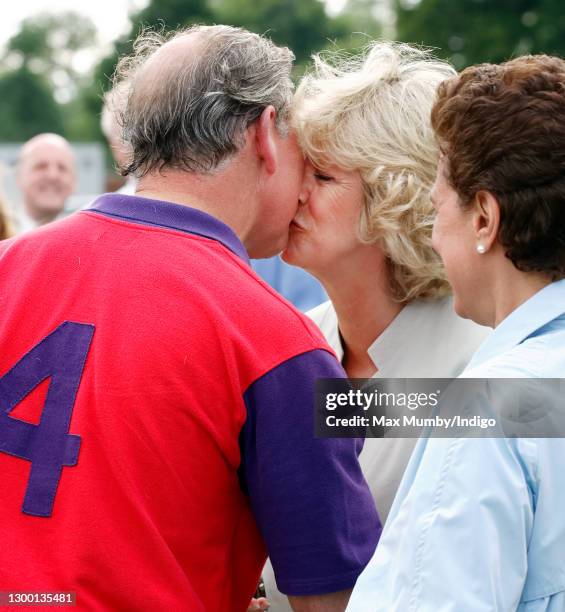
<box><xmin>135</xmin><ymin>164</ymin><xmax>257</xmax><ymax>246</ymax></box>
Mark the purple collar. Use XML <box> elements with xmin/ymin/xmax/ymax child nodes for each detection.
<box><xmin>86</xmin><ymin>193</ymin><xmax>250</xmax><ymax>264</ymax></box>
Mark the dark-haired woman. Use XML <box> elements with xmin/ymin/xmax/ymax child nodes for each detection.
<box><xmin>348</xmin><ymin>54</ymin><xmax>565</xmax><ymax>611</ymax></box>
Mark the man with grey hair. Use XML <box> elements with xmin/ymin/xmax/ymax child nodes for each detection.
<box><xmin>119</xmin><ymin>25</ymin><xmax>304</xmax><ymax>257</ymax></box>
<box><xmin>0</xmin><ymin>25</ymin><xmax>379</xmax><ymax>612</ymax></box>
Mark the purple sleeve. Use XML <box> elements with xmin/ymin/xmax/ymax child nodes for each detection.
<box><xmin>240</xmin><ymin>349</ymin><xmax>382</xmax><ymax>596</ymax></box>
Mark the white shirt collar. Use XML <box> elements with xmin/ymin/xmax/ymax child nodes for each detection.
<box><xmin>308</xmin><ymin>296</ymin><xmax>489</xmax><ymax>378</ymax></box>
<box><xmin>367</xmin><ymin>297</ymin><xmax>474</xmax><ymax>377</ymax></box>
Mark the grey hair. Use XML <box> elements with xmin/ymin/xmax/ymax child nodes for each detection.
<box><xmin>115</xmin><ymin>25</ymin><xmax>295</xmax><ymax>177</ymax></box>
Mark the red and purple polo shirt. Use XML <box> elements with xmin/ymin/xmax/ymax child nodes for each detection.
<box><xmin>0</xmin><ymin>194</ymin><xmax>380</xmax><ymax>611</ymax></box>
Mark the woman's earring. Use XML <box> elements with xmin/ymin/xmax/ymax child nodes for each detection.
<box><xmin>476</xmin><ymin>244</ymin><xmax>486</xmax><ymax>254</ymax></box>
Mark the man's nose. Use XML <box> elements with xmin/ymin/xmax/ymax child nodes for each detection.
<box><xmin>46</xmin><ymin>165</ymin><xmax>61</xmax><ymax>180</ymax></box>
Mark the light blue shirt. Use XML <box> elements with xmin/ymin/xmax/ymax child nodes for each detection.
<box><xmin>251</xmin><ymin>256</ymin><xmax>326</xmax><ymax>312</ymax></box>
<box><xmin>347</xmin><ymin>279</ymin><xmax>565</xmax><ymax>612</ymax></box>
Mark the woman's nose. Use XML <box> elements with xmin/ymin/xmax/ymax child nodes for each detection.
<box><xmin>298</xmin><ymin>165</ymin><xmax>315</xmax><ymax>205</ymax></box>
<box><xmin>298</xmin><ymin>186</ymin><xmax>309</xmax><ymax>207</ymax></box>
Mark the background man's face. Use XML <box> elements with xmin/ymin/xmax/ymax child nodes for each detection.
<box><xmin>17</xmin><ymin>141</ymin><xmax>76</xmax><ymax>221</ymax></box>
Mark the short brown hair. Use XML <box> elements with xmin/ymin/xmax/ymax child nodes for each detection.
<box><xmin>431</xmin><ymin>54</ymin><xmax>565</xmax><ymax>279</ymax></box>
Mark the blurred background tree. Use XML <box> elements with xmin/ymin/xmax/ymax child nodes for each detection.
<box><xmin>5</xmin><ymin>11</ymin><xmax>97</xmax><ymax>98</ymax></box>
<box><xmin>332</xmin><ymin>0</ymin><xmax>387</xmax><ymax>50</ymax></box>
<box><xmin>212</xmin><ymin>0</ymin><xmax>342</xmax><ymax>67</ymax></box>
<box><xmin>0</xmin><ymin>11</ymin><xmax>99</xmax><ymax>140</ymax></box>
<box><xmin>0</xmin><ymin>0</ymin><xmax>383</xmax><ymax>148</ymax></box>
<box><xmin>396</xmin><ymin>0</ymin><xmax>565</xmax><ymax>69</ymax></box>
<box><xmin>5</xmin><ymin>0</ymin><xmax>565</xmax><ymax>152</ymax></box>
<box><xmin>0</xmin><ymin>67</ymin><xmax>65</xmax><ymax>140</ymax></box>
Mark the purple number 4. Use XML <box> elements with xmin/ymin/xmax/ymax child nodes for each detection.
<box><xmin>0</xmin><ymin>322</ymin><xmax>94</xmax><ymax>517</ymax></box>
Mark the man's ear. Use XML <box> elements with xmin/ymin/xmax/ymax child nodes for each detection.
<box><xmin>255</xmin><ymin>105</ymin><xmax>278</xmax><ymax>175</ymax></box>
<box><xmin>472</xmin><ymin>190</ymin><xmax>500</xmax><ymax>251</ymax></box>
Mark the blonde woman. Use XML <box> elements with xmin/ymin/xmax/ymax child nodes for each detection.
<box><xmin>263</xmin><ymin>42</ymin><xmax>489</xmax><ymax>610</ymax></box>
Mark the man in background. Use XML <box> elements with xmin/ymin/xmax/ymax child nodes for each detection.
<box><xmin>14</xmin><ymin>132</ymin><xmax>76</xmax><ymax>233</ymax></box>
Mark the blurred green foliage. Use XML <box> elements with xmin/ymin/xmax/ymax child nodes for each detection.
<box><xmin>212</xmin><ymin>0</ymin><xmax>342</xmax><ymax>65</ymax></box>
<box><xmin>4</xmin><ymin>0</ymin><xmax>565</xmax><ymax>148</ymax></box>
<box><xmin>396</xmin><ymin>0</ymin><xmax>565</xmax><ymax>69</ymax></box>
<box><xmin>7</xmin><ymin>11</ymin><xmax>97</xmax><ymax>70</ymax></box>
<box><xmin>0</xmin><ymin>0</ymin><xmax>381</xmax><ymax>146</ymax></box>
<box><xmin>135</xmin><ymin>0</ymin><xmax>213</xmax><ymax>26</ymax></box>
<box><xmin>0</xmin><ymin>66</ymin><xmax>65</xmax><ymax>140</ymax></box>
<box><xmin>0</xmin><ymin>11</ymin><xmax>97</xmax><ymax>141</ymax></box>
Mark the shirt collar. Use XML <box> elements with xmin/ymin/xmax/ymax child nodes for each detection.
<box><xmin>366</xmin><ymin>299</ymin><xmax>441</xmax><ymax>376</ymax></box>
<box><xmin>86</xmin><ymin>193</ymin><xmax>250</xmax><ymax>264</ymax></box>
<box><xmin>320</xmin><ymin>298</ymin><xmax>452</xmax><ymax>374</ymax></box>
<box><xmin>466</xmin><ymin>279</ymin><xmax>565</xmax><ymax>370</ymax></box>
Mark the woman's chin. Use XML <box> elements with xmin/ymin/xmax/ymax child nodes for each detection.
<box><xmin>281</xmin><ymin>239</ymin><xmax>306</xmax><ymax>268</ymax></box>
<box><xmin>280</xmin><ymin>244</ymin><xmax>298</xmax><ymax>265</ymax></box>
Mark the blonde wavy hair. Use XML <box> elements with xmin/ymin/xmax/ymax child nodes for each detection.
<box><xmin>293</xmin><ymin>42</ymin><xmax>455</xmax><ymax>301</ymax></box>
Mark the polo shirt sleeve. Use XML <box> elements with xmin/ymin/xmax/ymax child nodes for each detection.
<box><xmin>240</xmin><ymin>349</ymin><xmax>381</xmax><ymax>596</ymax></box>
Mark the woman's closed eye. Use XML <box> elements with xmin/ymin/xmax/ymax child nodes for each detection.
<box><xmin>313</xmin><ymin>171</ymin><xmax>334</xmax><ymax>182</ymax></box>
